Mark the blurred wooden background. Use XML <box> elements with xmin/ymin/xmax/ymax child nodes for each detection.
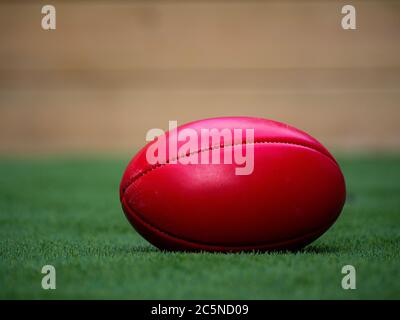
<box><xmin>0</xmin><ymin>0</ymin><xmax>399</xmax><ymax>153</ymax></box>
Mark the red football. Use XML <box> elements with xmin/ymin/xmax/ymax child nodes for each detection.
<box><xmin>120</xmin><ymin>117</ymin><xmax>346</xmax><ymax>252</ymax></box>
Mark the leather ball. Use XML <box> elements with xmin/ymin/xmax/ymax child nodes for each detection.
<box><xmin>120</xmin><ymin>117</ymin><xmax>346</xmax><ymax>252</ymax></box>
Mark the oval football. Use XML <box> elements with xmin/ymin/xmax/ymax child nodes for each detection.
<box><xmin>120</xmin><ymin>117</ymin><xmax>346</xmax><ymax>252</ymax></box>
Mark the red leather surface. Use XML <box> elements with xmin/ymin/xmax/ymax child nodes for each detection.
<box><xmin>120</xmin><ymin>117</ymin><xmax>346</xmax><ymax>252</ymax></box>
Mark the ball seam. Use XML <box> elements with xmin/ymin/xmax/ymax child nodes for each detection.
<box><xmin>122</xmin><ymin>196</ymin><xmax>338</xmax><ymax>250</ymax></box>
<box><xmin>121</xmin><ymin>139</ymin><xmax>336</xmax><ymax>196</ymax></box>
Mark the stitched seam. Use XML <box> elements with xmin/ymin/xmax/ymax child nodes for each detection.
<box><xmin>122</xmin><ymin>197</ymin><xmax>337</xmax><ymax>249</ymax></box>
<box><xmin>121</xmin><ymin>139</ymin><xmax>333</xmax><ymax>194</ymax></box>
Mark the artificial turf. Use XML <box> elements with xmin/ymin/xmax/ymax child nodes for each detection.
<box><xmin>0</xmin><ymin>154</ymin><xmax>399</xmax><ymax>299</ymax></box>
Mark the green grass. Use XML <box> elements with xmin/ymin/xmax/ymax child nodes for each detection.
<box><xmin>0</xmin><ymin>154</ymin><xmax>399</xmax><ymax>299</ymax></box>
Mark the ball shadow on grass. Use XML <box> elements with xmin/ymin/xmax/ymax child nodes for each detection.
<box><xmin>118</xmin><ymin>242</ymin><xmax>342</xmax><ymax>255</ymax></box>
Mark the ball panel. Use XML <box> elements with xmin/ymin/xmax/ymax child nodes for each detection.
<box><xmin>121</xmin><ymin>195</ymin><xmax>334</xmax><ymax>252</ymax></box>
<box><xmin>119</xmin><ymin>117</ymin><xmax>335</xmax><ymax>196</ymax></box>
<box><xmin>122</xmin><ymin>143</ymin><xmax>345</xmax><ymax>247</ymax></box>
<box><xmin>120</xmin><ymin>117</ymin><xmax>346</xmax><ymax>252</ymax></box>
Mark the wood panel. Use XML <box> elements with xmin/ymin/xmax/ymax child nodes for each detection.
<box><xmin>0</xmin><ymin>0</ymin><xmax>399</xmax><ymax>153</ymax></box>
